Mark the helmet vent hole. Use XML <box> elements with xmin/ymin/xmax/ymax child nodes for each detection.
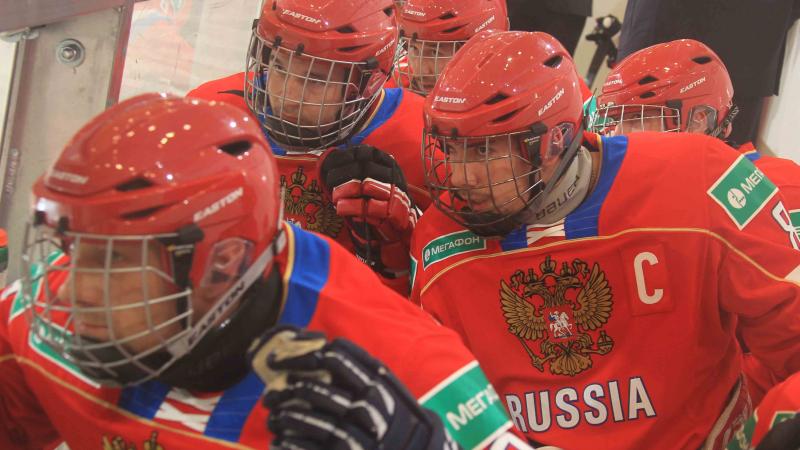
<box><xmin>638</xmin><ymin>75</ymin><xmax>658</xmax><ymax>85</ymax></box>
<box><xmin>337</xmin><ymin>25</ymin><xmax>356</xmax><ymax>33</ymax></box>
<box><xmin>544</xmin><ymin>55</ymin><xmax>563</xmax><ymax>68</ymax></box>
<box><xmin>493</xmin><ymin>109</ymin><xmax>520</xmax><ymax>123</ymax></box>
<box><xmin>340</xmin><ymin>44</ymin><xmax>369</xmax><ymax>53</ymax></box>
<box><xmin>383</xmin><ymin>7</ymin><xmax>393</xmax><ymax>17</ymax></box>
<box><xmin>116</xmin><ymin>177</ymin><xmax>153</xmax><ymax>192</ymax></box>
<box><xmin>121</xmin><ymin>206</ymin><xmax>167</xmax><ymax>220</ymax></box>
<box><xmin>485</xmin><ymin>93</ymin><xmax>508</xmax><ymax>105</ymax></box>
<box><xmin>640</xmin><ymin>91</ymin><xmax>656</xmax><ymax>99</ymax></box>
<box><xmin>219</xmin><ymin>140</ymin><xmax>252</xmax><ymax>156</ymax></box>
<box><xmin>442</xmin><ymin>25</ymin><xmax>465</xmax><ymax>34</ymax></box>
<box><xmin>439</xmin><ymin>12</ymin><xmax>456</xmax><ymax>20</ymax></box>
<box><xmin>692</xmin><ymin>56</ymin><xmax>712</xmax><ymax>64</ymax></box>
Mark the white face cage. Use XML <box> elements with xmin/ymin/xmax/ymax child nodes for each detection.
<box><xmin>21</xmin><ymin>221</ymin><xmax>273</xmax><ymax>387</ymax></box>
<box><xmin>395</xmin><ymin>37</ymin><xmax>463</xmax><ymax>96</ymax></box>
<box><xmin>588</xmin><ymin>104</ymin><xmax>681</xmax><ymax>136</ymax></box>
<box><xmin>244</xmin><ymin>32</ymin><xmax>392</xmax><ymax>151</ymax></box>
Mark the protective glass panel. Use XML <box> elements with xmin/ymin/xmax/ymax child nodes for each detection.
<box><xmin>120</xmin><ymin>0</ymin><xmax>262</xmax><ymax>99</ymax></box>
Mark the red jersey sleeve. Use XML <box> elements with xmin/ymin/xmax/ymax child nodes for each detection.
<box><xmin>282</xmin><ymin>225</ymin><xmax>519</xmax><ymax>449</ymax></box>
<box><xmin>702</xmin><ymin>137</ymin><xmax>800</xmax><ymax>379</ymax></box>
<box><xmin>0</xmin><ymin>282</ymin><xmax>61</xmax><ymax>449</ymax></box>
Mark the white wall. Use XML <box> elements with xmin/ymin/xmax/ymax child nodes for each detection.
<box><xmin>572</xmin><ymin>0</ymin><xmax>629</xmax><ymax>92</ymax></box>
<box><xmin>0</xmin><ymin>41</ymin><xmax>16</xmax><ymax>143</ymax></box>
<box><xmin>757</xmin><ymin>20</ymin><xmax>800</xmax><ymax>161</ymax></box>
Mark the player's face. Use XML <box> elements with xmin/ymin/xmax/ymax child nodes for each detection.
<box><xmin>407</xmin><ymin>41</ymin><xmax>459</xmax><ymax>94</ymax></box>
<box><xmin>447</xmin><ymin>137</ymin><xmax>539</xmax><ymax>216</ymax></box>
<box><xmin>267</xmin><ymin>51</ymin><xmax>350</xmax><ymax>130</ymax></box>
<box><xmin>58</xmin><ymin>240</ymin><xmax>183</xmax><ymax>354</ymax></box>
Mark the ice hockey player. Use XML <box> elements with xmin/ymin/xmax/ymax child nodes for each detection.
<box><xmin>393</xmin><ymin>0</ymin><xmax>509</xmax><ymax>95</ymax></box>
<box><xmin>0</xmin><ymin>94</ymin><xmax>535</xmax><ymax>450</ymax></box>
<box><xmin>188</xmin><ymin>0</ymin><xmax>425</xmax><ymax>293</ymax></box>
<box><xmin>411</xmin><ymin>30</ymin><xmax>800</xmax><ymax>449</ymax></box>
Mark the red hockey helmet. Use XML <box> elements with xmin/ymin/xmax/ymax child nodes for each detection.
<box><xmin>396</xmin><ymin>0</ymin><xmax>508</xmax><ymax>95</ymax></box>
<box><xmin>591</xmin><ymin>39</ymin><xmax>736</xmax><ymax>137</ymax></box>
<box><xmin>24</xmin><ymin>93</ymin><xmax>284</xmax><ymax>388</ymax></box>
<box><xmin>423</xmin><ymin>31</ymin><xmax>584</xmax><ymax>237</ymax></box>
<box><xmin>245</xmin><ymin>0</ymin><xmax>400</xmax><ymax>151</ymax></box>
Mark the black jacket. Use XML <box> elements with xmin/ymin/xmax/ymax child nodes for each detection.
<box><xmin>507</xmin><ymin>0</ymin><xmax>592</xmax><ymax>17</ymax></box>
<box><xmin>618</xmin><ymin>0</ymin><xmax>799</xmax><ymax>97</ymax></box>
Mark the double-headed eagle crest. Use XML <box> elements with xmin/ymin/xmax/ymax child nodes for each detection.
<box><xmin>500</xmin><ymin>256</ymin><xmax>614</xmax><ymax>377</ymax></box>
<box><xmin>281</xmin><ymin>167</ymin><xmax>343</xmax><ymax>238</ymax></box>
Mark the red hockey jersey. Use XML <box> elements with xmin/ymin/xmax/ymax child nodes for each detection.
<box><xmin>727</xmin><ymin>371</ymin><xmax>800</xmax><ymax>450</ymax></box>
<box><xmin>0</xmin><ymin>224</ymin><xmax>516</xmax><ymax>450</ymax></box>
<box><xmin>410</xmin><ymin>132</ymin><xmax>800</xmax><ymax>450</ymax></box>
<box><xmin>187</xmin><ymin>74</ymin><xmax>429</xmax><ymax>257</ymax></box>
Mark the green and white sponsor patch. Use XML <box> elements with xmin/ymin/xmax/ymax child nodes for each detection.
<box><xmin>29</xmin><ymin>317</ymin><xmax>99</xmax><ymax>387</ymax></box>
<box><xmin>420</xmin><ymin>361</ymin><xmax>510</xmax><ymax>450</ymax></box>
<box><xmin>708</xmin><ymin>156</ymin><xmax>778</xmax><ymax>230</ymax></box>
<box><xmin>422</xmin><ymin>231</ymin><xmax>485</xmax><ymax>270</ymax></box>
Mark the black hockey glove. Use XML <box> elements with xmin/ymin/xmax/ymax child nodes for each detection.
<box><xmin>248</xmin><ymin>325</ymin><xmax>459</xmax><ymax>450</ymax></box>
<box><xmin>319</xmin><ymin>145</ymin><xmax>418</xmax><ymax>281</ymax></box>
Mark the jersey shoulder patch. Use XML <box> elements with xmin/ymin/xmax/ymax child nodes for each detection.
<box><xmin>707</xmin><ymin>154</ymin><xmax>778</xmax><ymax>230</ymax></box>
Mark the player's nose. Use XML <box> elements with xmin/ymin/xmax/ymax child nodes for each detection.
<box><xmin>449</xmin><ymin>161</ymin><xmax>483</xmax><ymax>188</ymax></box>
<box><xmin>60</xmin><ymin>271</ymin><xmax>105</xmax><ymax>308</ymax></box>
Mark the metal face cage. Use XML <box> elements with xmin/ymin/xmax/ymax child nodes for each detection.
<box><xmin>21</xmin><ymin>221</ymin><xmax>260</xmax><ymax>387</ymax></box>
<box><xmin>395</xmin><ymin>36</ymin><xmax>463</xmax><ymax>96</ymax></box>
<box><xmin>589</xmin><ymin>103</ymin><xmax>681</xmax><ymax>135</ymax></box>
<box><xmin>245</xmin><ymin>32</ymin><xmax>391</xmax><ymax>151</ymax></box>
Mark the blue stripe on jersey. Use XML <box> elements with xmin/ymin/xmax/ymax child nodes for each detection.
<box><xmin>277</xmin><ymin>224</ymin><xmax>332</xmax><ymax>327</ymax></box>
<box><xmin>745</xmin><ymin>151</ymin><xmax>761</xmax><ymax>162</ymax></box>
<box><xmin>337</xmin><ymin>88</ymin><xmax>404</xmax><ymax>148</ymax></box>
<box><xmin>204</xmin><ymin>371</ymin><xmax>264</xmax><ymax>441</ymax></box>
<box><xmin>118</xmin><ymin>380</ymin><xmax>170</xmax><ymax>419</ymax></box>
<box><xmin>265</xmin><ymin>88</ymin><xmax>404</xmax><ymax>155</ymax></box>
<box><xmin>565</xmin><ymin>135</ymin><xmax>629</xmax><ymax>239</ymax></box>
<box><xmin>500</xmin><ymin>225</ymin><xmax>528</xmax><ymax>252</ymax></box>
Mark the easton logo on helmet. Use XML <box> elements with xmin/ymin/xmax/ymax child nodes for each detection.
<box><xmin>50</xmin><ymin>170</ymin><xmax>89</xmax><ymax>185</ymax></box>
<box><xmin>680</xmin><ymin>77</ymin><xmax>706</xmax><ymax>94</ymax></box>
<box><xmin>405</xmin><ymin>9</ymin><xmax>426</xmax><ymax>17</ymax></box>
<box><xmin>194</xmin><ymin>187</ymin><xmax>244</xmax><ymax>222</ymax></box>
<box><xmin>474</xmin><ymin>15</ymin><xmax>496</xmax><ymax>34</ymax></box>
<box><xmin>435</xmin><ymin>96</ymin><xmax>467</xmax><ymax>104</ymax></box>
<box><xmin>376</xmin><ymin>40</ymin><xmax>394</xmax><ymax>57</ymax></box>
<box><xmin>538</xmin><ymin>87</ymin><xmax>565</xmax><ymax>117</ymax></box>
<box><xmin>282</xmin><ymin>9</ymin><xmax>322</xmax><ymax>24</ymax></box>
